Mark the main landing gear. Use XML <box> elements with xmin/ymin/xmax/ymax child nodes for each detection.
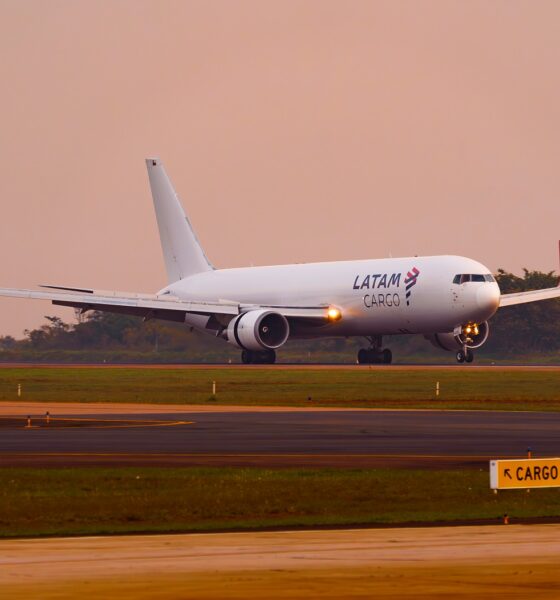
<box><xmin>357</xmin><ymin>336</ymin><xmax>393</xmax><ymax>365</ymax></box>
<box><xmin>241</xmin><ymin>349</ymin><xmax>276</xmax><ymax>364</ymax></box>
<box><xmin>456</xmin><ymin>348</ymin><xmax>474</xmax><ymax>364</ymax></box>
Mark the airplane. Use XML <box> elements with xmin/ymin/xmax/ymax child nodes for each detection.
<box><xmin>1</xmin><ymin>158</ymin><xmax>559</xmax><ymax>365</ymax></box>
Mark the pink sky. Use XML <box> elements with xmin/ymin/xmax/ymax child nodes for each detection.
<box><xmin>0</xmin><ymin>1</ymin><xmax>559</xmax><ymax>337</ymax></box>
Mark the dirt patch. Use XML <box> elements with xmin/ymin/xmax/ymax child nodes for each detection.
<box><xmin>2</xmin><ymin>525</ymin><xmax>560</xmax><ymax>599</ymax></box>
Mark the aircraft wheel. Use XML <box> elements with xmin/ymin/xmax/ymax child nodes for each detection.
<box><xmin>242</xmin><ymin>349</ymin><xmax>276</xmax><ymax>364</ymax></box>
<box><xmin>465</xmin><ymin>349</ymin><xmax>474</xmax><ymax>363</ymax></box>
<box><xmin>382</xmin><ymin>348</ymin><xmax>392</xmax><ymax>364</ymax></box>
<box><xmin>456</xmin><ymin>351</ymin><xmax>465</xmax><ymax>364</ymax></box>
<box><xmin>366</xmin><ymin>349</ymin><xmax>378</xmax><ymax>364</ymax></box>
<box><xmin>357</xmin><ymin>349</ymin><xmax>368</xmax><ymax>364</ymax></box>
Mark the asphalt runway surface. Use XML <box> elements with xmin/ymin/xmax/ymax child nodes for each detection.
<box><xmin>2</xmin><ymin>408</ymin><xmax>560</xmax><ymax>468</ymax></box>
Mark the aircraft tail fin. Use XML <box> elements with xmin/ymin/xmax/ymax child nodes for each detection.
<box><xmin>146</xmin><ymin>158</ymin><xmax>213</xmax><ymax>283</ymax></box>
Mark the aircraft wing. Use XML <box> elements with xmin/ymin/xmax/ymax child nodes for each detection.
<box><xmin>0</xmin><ymin>287</ymin><xmax>330</xmax><ymax>323</ymax></box>
<box><xmin>500</xmin><ymin>286</ymin><xmax>560</xmax><ymax>307</ymax></box>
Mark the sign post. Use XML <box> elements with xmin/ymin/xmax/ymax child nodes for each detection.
<box><xmin>490</xmin><ymin>458</ymin><xmax>560</xmax><ymax>490</ymax></box>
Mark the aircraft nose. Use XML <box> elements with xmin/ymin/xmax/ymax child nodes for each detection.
<box><xmin>477</xmin><ymin>283</ymin><xmax>500</xmax><ymax>314</ymax></box>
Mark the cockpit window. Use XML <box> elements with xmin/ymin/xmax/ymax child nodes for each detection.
<box><xmin>453</xmin><ymin>273</ymin><xmax>495</xmax><ymax>284</ymax></box>
<box><xmin>452</xmin><ymin>274</ymin><xmax>471</xmax><ymax>284</ymax></box>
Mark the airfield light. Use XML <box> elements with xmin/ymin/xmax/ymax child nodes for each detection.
<box><xmin>327</xmin><ymin>307</ymin><xmax>342</xmax><ymax>322</ymax></box>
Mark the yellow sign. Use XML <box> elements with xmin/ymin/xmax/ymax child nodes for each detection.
<box><xmin>490</xmin><ymin>458</ymin><xmax>560</xmax><ymax>490</ymax></box>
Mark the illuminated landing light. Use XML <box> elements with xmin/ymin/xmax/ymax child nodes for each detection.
<box><xmin>327</xmin><ymin>307</ymin><xmax>342</xmax><ymax>322</ymax></box>
<box><xmin>462</xmin><ymin>322</ymin><xmax>479</xmax><ymax>338</ymax></box>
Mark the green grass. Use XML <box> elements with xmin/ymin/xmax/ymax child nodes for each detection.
<box><xmin>0</xmin><ymin>366</ymin><xmax>559</xmax><ymax>410</ymax></box>
<box><xmin>0</xmin><ymin>467</ymin><xmax>559</xmax><ymax>537</ymax></box>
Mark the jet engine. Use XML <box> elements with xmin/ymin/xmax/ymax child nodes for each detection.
<box><xmin>226</xmin><ymin>310</ymin><xmax>290</xmax><ymax>351</ymax></box>
<box><xmin>426</xmin><ymin>321</ymin><xmax>490</xmax><ymax>352</ymax></box>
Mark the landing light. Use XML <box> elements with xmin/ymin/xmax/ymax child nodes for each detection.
<box><xmin>462</xmin><ymin>323</ymin><xmax>479</xmax><ymax>337</ymax></box>
<box><xmin>327</xmin><ymin>307</ymin><xmax>342</xmax><ymax>322</ymax></box>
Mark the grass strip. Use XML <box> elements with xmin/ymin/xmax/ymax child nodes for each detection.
<box><xmin>0</xmin><ymin>367</ymin><xmax>559</xmax><ymax>410</ymax></box>
<box><xmin>1</xmin><ymin>467</ymin><xmax>560</xmax><ymax>537</ymax></box>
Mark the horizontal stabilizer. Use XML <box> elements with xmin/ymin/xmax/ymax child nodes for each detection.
<box><xmin>40</xmin><ymin>285</ymin><xmax>94</xmax><ymax>294</ymax></box>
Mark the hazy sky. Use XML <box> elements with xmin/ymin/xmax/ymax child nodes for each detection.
<box><xmin>1</xmin><ymin>1</ymin><xmax>559</xmax><ymax>337</ymax></box>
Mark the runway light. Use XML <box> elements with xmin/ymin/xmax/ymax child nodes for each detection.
<box><xmin>327</xmin><ymin>307</ymin><xmax>341</xmax><ymax>321</ymax></box>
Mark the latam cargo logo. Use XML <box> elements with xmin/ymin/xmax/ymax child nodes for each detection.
<box><xmin>404</xmin><ymin>267</ymin><xmax>420</xmax><ymax>306</ymax></box>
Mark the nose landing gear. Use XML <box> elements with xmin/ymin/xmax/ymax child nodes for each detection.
<box><xmin>456</xmin><ymin>348</ymin><xmax>474</xmax><ymax>363</ymax></box>
<box><xmin>357</xmin><ymin>337</ymin><xmax>393</xmax><ymax>364</ymax></box>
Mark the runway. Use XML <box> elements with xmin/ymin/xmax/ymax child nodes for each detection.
<box><xmin>2</xmin><ymin>525</ymin><xmax>560</xmax><ymax>599</ymax></box>
<box><xmin>1</xmin><ymin>405</ymin><xmax>560</xmax><ymax>467</ymax></box>
<box><xmin>0</xmin><ymin>362</ymin><xmax>559</xmax><ymax>371</ymax></box>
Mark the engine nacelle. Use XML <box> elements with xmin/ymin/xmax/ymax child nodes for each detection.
<box><xmin>226</xmin><ymin>310</ymin><xmax>290</xmax><ymax>351</ymax></box>
<box><xmin>426</xmin><ymin>321</ymin><xmax>490</xmax><ymax>352</ymax></box>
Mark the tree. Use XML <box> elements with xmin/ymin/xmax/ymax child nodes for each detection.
<box><xmin>485</xmin><ymin>269</ymin><xmax>560</xmax><ymax>354</ymax></box>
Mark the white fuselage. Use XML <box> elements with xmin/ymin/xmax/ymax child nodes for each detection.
<box><xmin>164</xmin><ymin>255</ymin><xmax>501</xmax><ymax>338</ymax></box>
